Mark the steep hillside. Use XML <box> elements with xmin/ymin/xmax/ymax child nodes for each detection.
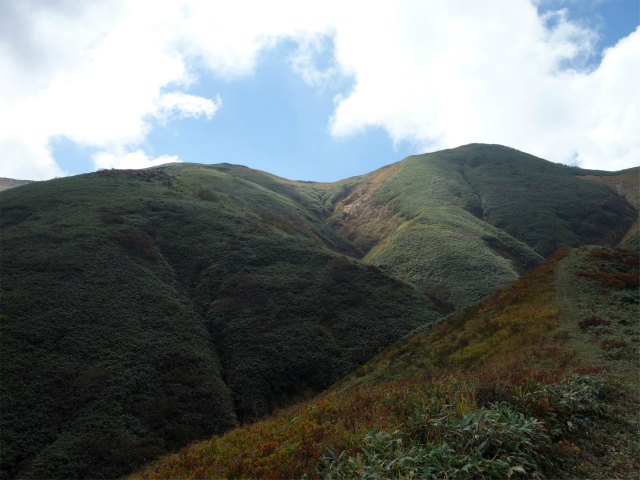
<box><xmin>577</xmin><ymin>167</ymin><xmax>640</xmax><ymax>251</ymax></box>
<box><xmin>335</xmin><ymin>246</ymin><xmax>639</xmax><ymax>389</ymax></box>
<box><xmin>327</xmin><ymin>145</ymin><xmax>635</xmax><ymax>307</ymax></box>
<box><xmin>0</xmin><ymin>167</ymin><xmax>440</xmax><ymax>479</ymax></box>
<box><xmin>131</xmin><ymin>245</ymin><xmax>639</xmax><ymax>480</ymax></box>
<box><xmin>0</xmin><ymin>177</ymin><xmax>33</xmax><ymax>192</ymax></box>
<box><xmin>578</xmin><ymin>167</ymin><xmax>640</xmax><ymax>210</ymax></box>
<box><xmin>1</xmin><ymin>144</ymin><xmax>637</xmax><ymax>478</ymax></box>
<box><xmin>196</xmin><ymin>146</ymin><xmax>636</xmax><ymax>309</ymax></box>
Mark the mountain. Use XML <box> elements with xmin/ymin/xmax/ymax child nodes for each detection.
<box><xmin>0</xmin><ymin>166</ymin><xmax>440</xmax><ymax>479</ymax></box>
<box><xmin>0</xmin><ymin>144</ymin><xmax>637</xmax><ymax>478</ymax></box>
<box><xmin>0</xmin><ymin>178</ymin><xmax>33</xmax><ymax>192</ymax></box>
<box><xmin>131</xmin><ymin>245</ymin><xmax>639</xmax><ymax>480</ymax></box>
<box><xmin>327</xmin><ymin>145</ymin><xmax>635</xmax><ymax>307</ymax></box>
<box><xmin>209</xmin><ymin>144</ymin><xmax>635</xmax><ymax>308</ymax></box>
<box><xmin>577</xmin><ymin>166</ymin><xmax>639</xmax><ymax>251</ymax></box>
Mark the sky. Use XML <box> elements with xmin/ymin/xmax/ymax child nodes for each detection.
<box><xmin>0</xmin><ymin>0</ymin><xmax>638</xmax><ymax>182</ymax></box>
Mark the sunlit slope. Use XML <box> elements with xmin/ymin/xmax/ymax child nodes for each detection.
<box><xmin>0</xmin><ymin>168</ymin><xmax>440</xmax><ymax>479</ymax></box>
<box><xmin>0</xmin><ymin>177</ymin><xmax>32</xmax><ymax>191</ymax></box>
<box><xmin>579</xmin><ymin>167</ymin><xmax>640</xmax><ymax>210</ymax></box>
<box><xmin>157</xmin><ymin>163</ymin><xmax>364</xmax><ymax>257</ymax></box>
<box><xmin>334</xmin><ymin>245</ymin><xmax>639</xmax><ymax>390</ymax></box>
<box><xmin>328</xmin><ymin>144</ymin><xmax>636</xmax><ymax>308</ymax></box>
<box><xmin>130</xmin><ymin>245</ymin><xmax>639</xmax><ymax>480</ymax></box>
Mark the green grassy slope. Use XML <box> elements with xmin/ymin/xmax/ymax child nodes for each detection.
<box><xmin>450</xmin><ymin>146</ymin><xmax>634</xmax><ymax>255</ymax></box>
<box><xmin>1</xmin><ymin>145</ymin><xmax>636</xmax><ymax>478</ymax></box>
<box><xmin>163</xmin><ymin>147</ymin><xmax>636</xmax><ymax>311</ymax></box>
<box><xmin>130</xmin><ymin>245</ymin><xmax>639</xmax><ymax>480</ymax></box>
<box><xmin>0</xmin><ymin>167</ymin><xmax>440</xmax><ymax>479</ymax></box>
<box><xmin>328</xmin><ymin>144</ymin><xmax>636</xmax><ymax>308</ymax></box>
<box><xmin>157</xmin><ymin>163</ymin><xmax>364</xmax><ymax>258</ymax></box>
<box><xmin>334</xmin><ymin>246</ymin><xmax>639</xmax><ymax>390</ymax></box>
<box><xmin>619</xmin><ymin>218</ymin><xmax>640</xmax><ymax>251</ymax></box>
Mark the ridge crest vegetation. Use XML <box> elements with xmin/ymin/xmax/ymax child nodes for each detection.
<box><xmin>0</xmin><ymin>144</ymin><xmax>637</xmax><ymax>478</ymax></box>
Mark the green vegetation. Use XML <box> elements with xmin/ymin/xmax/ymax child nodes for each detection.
<box><xmin>326</xmin><ymin>144</ymin><xmax>635</xmax><ymax>308</ymax></box>
<box><xmin>366</xmin><ymin>206</ymin><xmax>542</xmax><ymax>308</ymax></box>
<box><xmin>1</xmin><ymin>144</ymin><xmax>637</xmax><ymax>478</ymax></box>
<box><xmin>618</xmin><ymin>218</ymin><xmax>639</xmax><ymax>251</ymax></box>
<box><xmin>131</xmin><ymin>247</ymin><xmax>639</xmax><ymax>480</ymax></box>
<box><xmin>0</xmin><ymin>167</ymin><xmax>439</xmax><ymax>479</ymax></box>
<box><xmin>558</xmin><ymin>246</ymin><xmax>639</xmax><ymax>386</ymax></box>
<box><xmin>336</xmin><ymin>246</ymin><xmax>574</xmax><ymax>385</ymax></box>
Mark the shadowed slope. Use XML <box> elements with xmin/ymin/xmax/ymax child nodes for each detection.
<box><xmin>0</xmin><ymin>167</ymin><xmax>440</xmax><ymax>479</ymax></box>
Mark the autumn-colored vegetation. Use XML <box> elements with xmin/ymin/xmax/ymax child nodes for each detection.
<box><xmin>133</xmin><ymin>369</ymin><xmax>632</xmax><ymax>480</ymax></box>
<box><xmin>1</xmin><ymin>145</ymin><xmax>637</xmax><ymax>479</ymax></box>
<box><xmin>130</xmin><ymin>246</ymin><xmax>640</xmax><ymax>479</ymax></box>
<box><xmin>568</xmin><ymin>246</ymin><xmax>640</xmax><ymax>368</ymax></box>
<box><xmin>578</xmin><ymin>317</ymin><xmax>611</xmax><ymax>330</ymax></box>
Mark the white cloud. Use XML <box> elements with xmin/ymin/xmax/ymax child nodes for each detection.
<box><xmin>155</xmin><ymin>92</ymin><xmax>222</xmax><ymax>121</ymax></box>
<box><xmin>0</xmin><ymin>0</ymin><xmax>637</xmax><ymax>180</ymax></box>
<box><xmin>0</xmin><ymin>134</ymin><xmax>64</xmax><ymax>180</ymax></box>
<box><xmin>92</xmin><ymin>149</ymin><xmax>180</xmax><ymax>170</ymax></box>
<box><xmin>0</xmin><ymin>0</ymin><xmax>219</xmax><ymax>179</ymax></box>
<box><xmin>327</xmin><ymin>1</ymin><xmax>639</xmax><ymax>171</ymax></box>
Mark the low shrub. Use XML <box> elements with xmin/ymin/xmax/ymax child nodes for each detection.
<box><xmin>196</xmin><ymin>190</ymin><xmax>219</xmax><ymax>202</ymax></box>
<box><xmin>601</xmin><ymin>338</ymin><xmax>628</xmax><ymax>350</ymax></box>
<box><xmin>323</xmin><ymin>406</ymin><xmax>550</xmax><ymax>480</ymax></box>
<box><xmin>576</xmin><ymin>271</ymin><xmax>626</xmax><ymax>289</ymax></box>
<box><xmin>114</xmin><ymin>231</ymin><xmax>158</xmax><ymax>259</ymax></box>
<box><xmin>101</xmin><ymin>213</ymin><xmax>125</xmax><ymax>224</ymax></box>
<box><xmin>578</xmin><ymin>317</ymin><xmax>611</xmax><ymax>331</ymax></box>
<box><xmin>615</xmin><ymin>272</ymin><xmax>639</xmax><ymax>288</ymax></box>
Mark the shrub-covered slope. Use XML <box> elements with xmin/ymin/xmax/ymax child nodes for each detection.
<box><xmin>1</xmin><ymin>144</ymin><xmax>637</xmax><ymax>478</ymax></box>
<box><xmin>328</xmin><ymin>144</ymin><xmax>636</xmax><ymax>307</ymax></box>
<box><xmin>577</xmin><ymin>167</ymin><xmax>640</xmax><ymax>251</ymax></box>
<box><xmin>169</xmin><ymin>146</ymin><xmax>636</xmax><ymax>310</ymax></box>
<box><xmin>0</xmin><ymin>167</ymin><xmax>440</xmax><ymax>479</ymax></box>
<box><xmin>336</xmin><ymin>246</ymin><xmax>639</xmax><ymax>389</ymax></box>
<box><xmin>130</xmin><ymin>246</ymin><xmax>640</xmax><ymax>480</ymax></box>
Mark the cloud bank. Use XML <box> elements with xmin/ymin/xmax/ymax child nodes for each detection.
<box><xmin>0</xmin><ymin>0</ymin><xmax>637</xmax><ymax>179</ymax></box>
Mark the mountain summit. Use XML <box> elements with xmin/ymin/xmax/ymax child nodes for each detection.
<box><xmin>0</xmin><ymin>144</ymin><xmax>637</xmax><ymax>478</ymax></box>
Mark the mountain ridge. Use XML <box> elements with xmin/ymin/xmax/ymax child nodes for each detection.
<box><xmin>1</xmin><ymin>143</ymin><xmax>637</xmax><ymax>479</ymax></box>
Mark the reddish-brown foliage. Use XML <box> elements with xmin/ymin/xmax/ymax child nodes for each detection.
<box><xmin>576</xmin><ymin>271</ymin><xmax>626</xmax><ymax>289</ymax></box>
<box><xmin>578</xmin><ymin>317</ymin><xmax>611</xmax><ymax>331</ymax></box>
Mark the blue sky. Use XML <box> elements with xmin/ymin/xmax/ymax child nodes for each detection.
<box><xmin>144</xmin><ymin>42</ymin><xmax>415</xmax><ymax>182</ymax></box>
<box><xmin>1</xmin><ymin>0</ymin><xmax>639</xmax><ymax>181</ymax></box>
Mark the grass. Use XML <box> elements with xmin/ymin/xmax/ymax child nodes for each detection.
<box><xmin>131</xmin><ymin>370</ymin><xmax>637</xmax><ymax>479</ymax></box>
<box><xmin>325</xmin><ymin>144</ymin><xmax>635</xmax><ymax>308</ymax></box>
<box><xmin>365</xmin><ymin>205</ymin><xmax>542</xmax><ymax>308</ymax></box>
<box><xmin>336</xmin><ymin>247</ymin><xmax>573</xmax><ymax>386</ymax></box>
<box><xmin>129</xmin><ymin>245</ymin><xmax>640</xmax><ymax>479</ymax></box>
<box><xmin>0</xmin><ymin>166</ymin><xmax>440</xmax><ymax>479</ymax></box>
<box><xmin>369</xmin><ymin>145</ymin><xmax>635</xmax><ymax>257</ymax></box>
<box><xmin>556</xmin><ymin>246</ymin><xmax>639</xmax><ymax>387</ymax></box>
<box><xmin>1</xmin><ymin>144</ymin><xmax>637</xmax><ymax>479</ymax></box>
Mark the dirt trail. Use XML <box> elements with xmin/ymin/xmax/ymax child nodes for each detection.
<box><xmin>555</xmin><ymin>251</ymin><xmax>640</xmax><ymax>389</ymax></box>
<box><xmin>554</xmin><ymin>254</ymin><xmax>612</xmax><ymax>368</ymax></box>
